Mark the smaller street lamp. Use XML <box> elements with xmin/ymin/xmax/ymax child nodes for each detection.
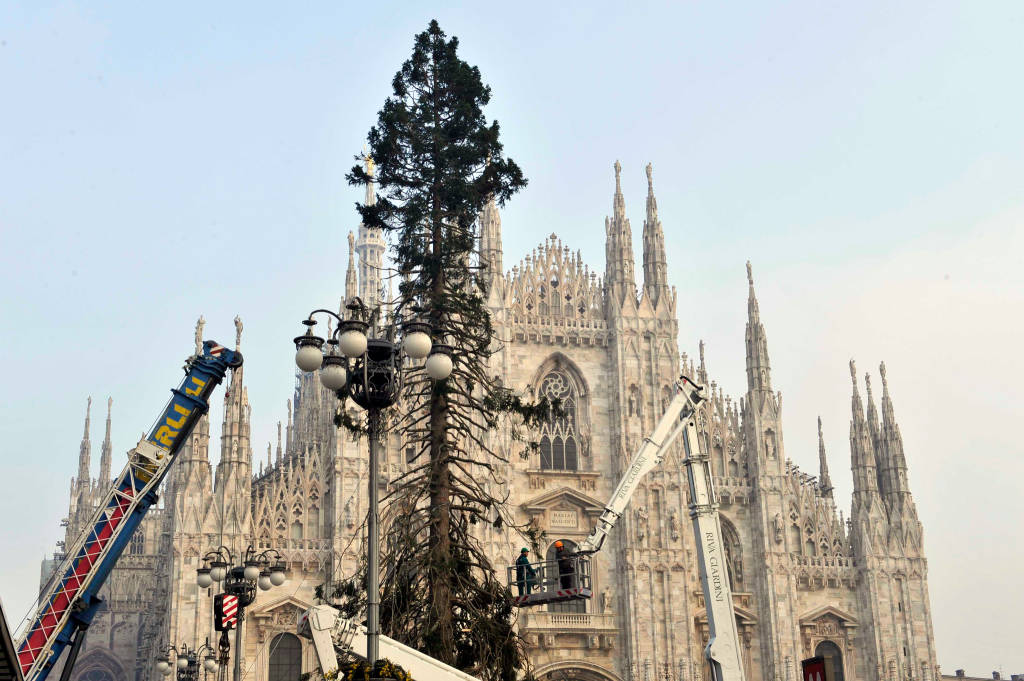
<box><xmin>155</xmin><ymin>641</ymin><xmax>217</xmax><ymax>681</ymax></box>
<box><xmin>196</xmin><ymin>546</ymin><xmax>286</xmax><ymax>681</ymax></box>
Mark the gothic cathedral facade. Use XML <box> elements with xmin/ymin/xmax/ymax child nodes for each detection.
<box><xmin>43</xmin><ymin>162</ymin><xmax>939</xmax><ymax>681</ymax></box>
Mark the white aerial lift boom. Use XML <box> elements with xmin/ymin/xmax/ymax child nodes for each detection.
<box><xmin>298</xmin><ymin>606</ymin><xmax>481</xmax><ymax>681</ymax></box>
<box><xmin>299</xmin><ymin>377</ymin><xmax>745</xmax><ymax>681</ymax></box>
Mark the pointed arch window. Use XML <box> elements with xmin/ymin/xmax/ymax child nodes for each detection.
<box><xmin>128</xmin><ymin>529</ymin><xmax>144</xmax><ymax>555</ymax></box>
<box><xmin>538</xmin><ymin>371</ymin><xmax>580</xmax><ymax>471</ymax></box>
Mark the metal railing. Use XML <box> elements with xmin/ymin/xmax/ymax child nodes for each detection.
<box><xmin>506</xmin><ymin>556</ymin><xmax>592</xmax><ymax>597</ymax></box>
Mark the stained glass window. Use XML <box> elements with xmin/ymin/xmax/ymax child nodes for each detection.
<box><xmin>538</xmin><ymin>371</ymin><xmax>579</xmax><ymax>471</ymax></box>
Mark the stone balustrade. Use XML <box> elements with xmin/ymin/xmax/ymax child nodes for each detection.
<box><xmin>521</xmin><ymin>611</ymin><xmax>617</xmax><ymax>631</ymax></box>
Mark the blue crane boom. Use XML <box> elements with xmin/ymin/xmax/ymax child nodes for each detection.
<box><xmin>14</xmin><ymin>340</ymin><xmax>243</xmax><ymax>681</ymax></box>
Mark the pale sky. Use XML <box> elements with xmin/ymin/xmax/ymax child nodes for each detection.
<box><xmin>1</xmin><ymin>1</ymin><xmax>1022</xmax><ymax>675</ymax></box>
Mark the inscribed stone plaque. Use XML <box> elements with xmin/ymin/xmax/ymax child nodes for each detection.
<box><xmin>551</xmin><ymin>510</ymin><xmax>578</xmax><ymax>528</ymax></box>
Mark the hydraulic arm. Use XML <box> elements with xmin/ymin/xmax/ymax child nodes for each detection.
<box><xmin>576</xmin><ymin>377</ymin><xmax>746</xmax><ymax>681</ymax></box>
<box><xmin>15</xmin><ymin>340</ymin><xmax>242</xmax><ymax>681</ymax></box>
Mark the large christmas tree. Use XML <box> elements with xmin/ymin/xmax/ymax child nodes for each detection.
<box><xmin>335</xmin><ymin>20</ymin><xmax>550</xmax><ymax>681</ymax></box>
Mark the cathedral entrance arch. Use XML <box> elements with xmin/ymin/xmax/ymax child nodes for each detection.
<box><xmin>268</xmin><ymin>633</ymin><xmax>302</xmax><ymax>681</ymax></box>
<box><xmin>534</xmin><ymin>661</ymin><xmax>621</xmax><ymax>681</ymax></box>
<box><xmin>813</xmin><ymin>640</ymin><xmax>844</xmax><ymax>681</ymax></box>
<box><xmin>799</xmin><ymin>606</ymin><xmax>857</xmax><ymax>680</ymax></box>
<box><xmin>70</xmin><ymin>649</ymin><xmax>127</xmax><ymax>681</ymax></box>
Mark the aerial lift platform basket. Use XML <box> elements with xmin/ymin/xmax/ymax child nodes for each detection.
<box><xmin>505</xmin><ymin>555</ymin><xmax>592</xmax><ymax>607</ymax></box>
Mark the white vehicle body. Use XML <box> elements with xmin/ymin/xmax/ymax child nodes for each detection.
<box><xmin>298</xmin><ymin>605</ymin><xmax>481</xmax><ymax>681</ymax></box>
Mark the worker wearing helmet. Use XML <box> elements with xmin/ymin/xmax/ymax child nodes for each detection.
<box><xmin>515</xmin><ymin>547</ymin><xmax>537</xmax><ymax>596</ymax></box>
<box><xmin>555</xmin><ymin>541</ymin><xmax>576</xmax><ymax>589</ymax></box>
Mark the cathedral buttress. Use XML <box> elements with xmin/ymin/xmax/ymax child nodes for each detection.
<box><xmin>740</xmin><ymin>262</ymin><xmax>795</xmax><ymax>680</ymax></box>
<box><xmin>848</xmin><ymin>361</ymin><xmax>894</xmax><ymax>680</ymax></box>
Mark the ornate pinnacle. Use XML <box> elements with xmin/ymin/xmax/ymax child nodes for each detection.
<box><xmin>84</xmin><ymin>396</ymin><xmax>92</xmax><ymax>437</ymax></box>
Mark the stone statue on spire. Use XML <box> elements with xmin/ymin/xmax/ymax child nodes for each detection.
<box><xmin>234</xmin><ymin>315</ymin><xmax>243</xmax><ymax>349</ymax></box>
<box><xmin>194</xmin><ymin>316</ymin><xmax>206</xmax><ymax>356</ymax></box>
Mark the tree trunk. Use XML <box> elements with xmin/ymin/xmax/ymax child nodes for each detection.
<box><xmin>426</xmin><ymin>164</ymin><xmax>455</xmax><ymax>661</ymax></box>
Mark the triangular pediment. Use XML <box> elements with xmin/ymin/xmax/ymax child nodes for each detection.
<box><xmin>249</xmin><ymin>594</ymin><xmax>312</xmax><ymax>618</ymax></box>
<box><xmin>521</xmin><ymin>486</ymin><xmax>605</xmax><ymax>515</ymax></box>
<box><xmin>799</xmin><ymin>605</ymin><xmax>858</xmax><ymax>627</ymax></box>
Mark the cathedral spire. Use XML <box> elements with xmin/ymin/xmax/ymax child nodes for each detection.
<box><xmin>214</xmin><ymin>320</ymin><xmax>252</xmax><ymax>540</ymax></box>
<box><xmin>285</xmin><ymin>399</ymin><xmax>293</xmax><ymax>457</ymax></box>
<box><xmin>276</xmin><ymin>421</ymin><xmax>283</xmax><ymax>466</ymax></box>
<box><xmin>818</xmin><ymin>416</ymin><xmax>833</xmax><ymax>497</ymax></box>
<box><xmin>613</xmin><ymin>159</ymin><xmax>625</xmax><ymax>219</ymax></box>
<box><xmin>218</xmin><ymin>317</ymin><xmax>250</xmax><ymax>469</ymax></box>
<box><xmin>355</xmin><ymin>155</ymin><xmax>385</xmax><ymax>305</ymax></box>
<box><xmin>849</xmin><ymin>360</ymin><xmax>880</xmax><ymax>502</ymax></box>
<box><xmin>864</xmin><ymin>372</ymin><xmax>886</xmax><ymax>498</ymax></box>
<box><xmin>698</xmin><ymin>339</ymin><xmax>707</xmax><ymax>384</ymax></box>
<box><xmin>345</xmin><ymin>231</ymin><xmax>358</xmax><ymax>303</ymax></box>
<box><xmin>479</xmin><ymin>195</ymin><xmax>503</xmax><ymax>287</ymax></box>
<box><xmin>744</xmin><ymin>262</ymin><xmax>773</xmax><ymax>394</ymax></box>
<box><xmin>77</xmin><ymin>396</ymin><xmax>92</xmax><ymax>483</ymax></box>
<box><xmin>604</xmin><ymin>160</ymin><xmax>636</xmax><ymax>306</ymax></box>
<box><xmin>642</xmin><ymin>163</ymin><xmax>669</xmax><ymax>305</ymax></box>
<box><xmin>879</xmin><ymin>362</ymin><xmax>915</xmax><ymax>515</ymax></box>
<box><xmin>99</xmin><ymin>397</ymin><xmax>113</xmax><ymax>484</ymax></box>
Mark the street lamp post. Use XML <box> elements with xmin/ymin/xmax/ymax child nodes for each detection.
<box><xmin>196</xmin><ymin>546</ymin><xmax>287</xmax><ymax>681</ymax></box>
<box><xmin>292</xmin><ymin>298</ymin><xmax>452</xmax><ymax>668</ymax></box>
<box><xmin>155</xmin><ymin>640</ymin><xmax>219</xmax><ymax>681</ymax></box>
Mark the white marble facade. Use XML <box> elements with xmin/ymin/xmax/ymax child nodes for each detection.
<box><xmin>44</xmin><ymin>162</ymin><xmax>939</xmax><ymax>681</ymax></box>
